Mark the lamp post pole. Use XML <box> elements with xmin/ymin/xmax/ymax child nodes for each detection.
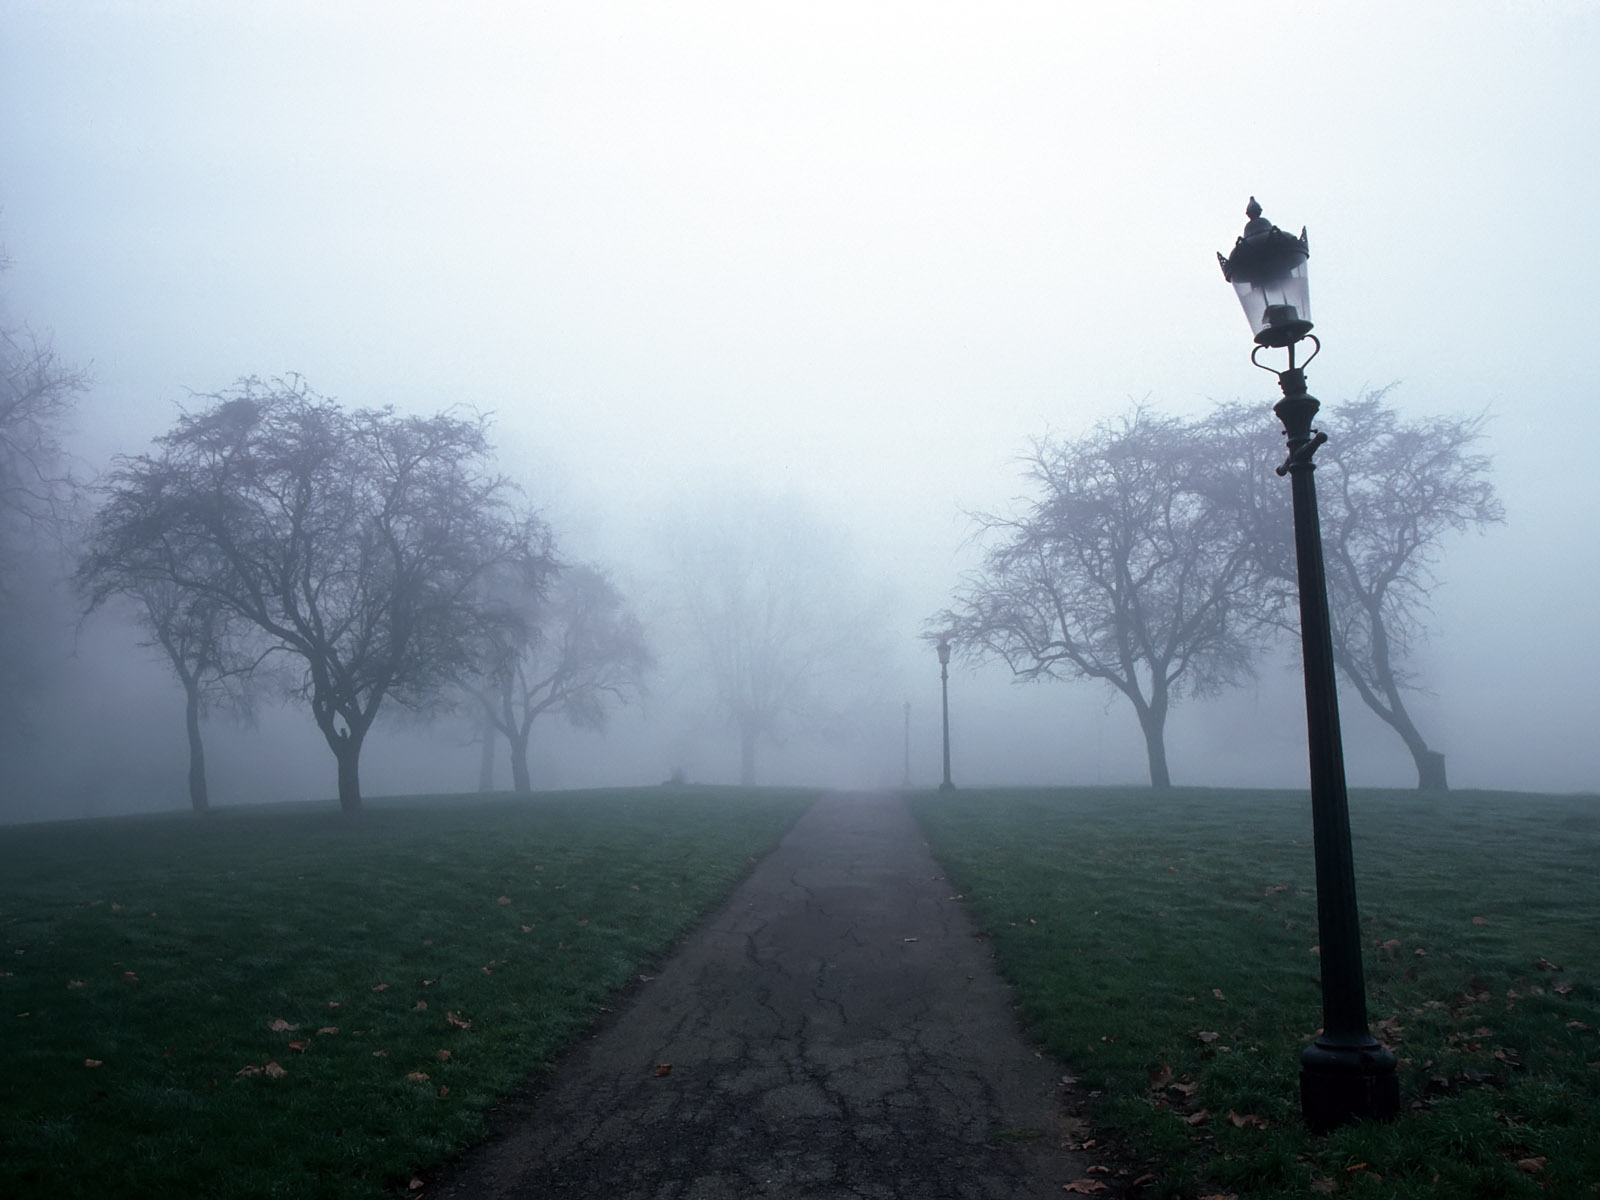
<box><xmin>936</xmin><ymin>640</ymin><xmax>955</xmax><ymax>792</ymax></box>
<box><xmin>902</xmin><ymin>701</ymin><xmax>912</xmax><ymax>787</ymax></box>
<box><xmin>1220</xmin><ymin>199</ymin><xmax>1398</xmax><ymax>1131</ymax></box>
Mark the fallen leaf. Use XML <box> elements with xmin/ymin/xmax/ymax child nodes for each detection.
<box><xmin>1197</xmin><ymin>1194</ymin><xmax>1237</xmax><ymax>1200</ymax></box>
<box><xmin>328</xmin><ymin>1001</ymin><xmax>341</xmax><ymax>1009</ymax></box>
<box><xmin>1472</xmin><ymin>917</ymin><xmax>1488</xmax><ymax>926</ymax></box>
<box><xmin>1534</xmin><ymin>957</ymin><xmax>1561</xmax><ymax>972</ymax></box>
<box><xmin>1228</xmin><ymin>1110</ymin><xmax>1268</xmax><ymax>1129</ymax></box>
<box><xmin>520</xmin><ymin>925</ymin><xmax>532</xmax><ymax>934</ymax></box>
<box><xmin>83</xmin><ymin>1058</ymin><xmax>102</xmax><ymax>1068</ymax></box>
<box><xmin>67</xmin><ymin>980</ymin><xmax>86</xmax><ymax>989</ymax></box>
<box><xmin>1264</xmin><ymin>883</ymin><xmax>1289</xmax><ymax>895</ymax></box>
<box><xmin>446</xmin><ymin>1012</ymin><xmax>471</xmax><ymax>1030</ymax></box>
<box><xmin>405</xmin><ymin>1072</ymin><xmax>430</xmax><ymax>1083</ymax></box>
<box><xmin>1309</xmin><ymin>1179</ymin><xmax>1337</xmax><ymax>1195</ymax></box>
<box><xmin>1194</xmin><ymin>1031</ymin><xmax>1220</xmax><ymax>1043</ymax></box>
<box><xmin>1554</xmin><ymin>981</ymin><xmax>1573</xmax><ymax>996</ymax></box>
<box><xmin>1381</xmin><ymin>939</ymin><xmax>1401</xmax><ymax>953</ymax></box>
<box><xmin>1062</xmin><ymin>1182</ymin><xmax>1109</xmax><ymax>1195</ymax></box>
<box><xmin>1184</xmin><ymin>1109</ymin><xmax>1211</xmax><ymax>1126</ymax></box>
<box><xmin>317</xmin><ymin>1026</ymin><xmax>339</xmax><ymax>1035</ymax></box>
<box><xmin>1345</xmin><ymin>1162</ymin><xmax>1368</xmax><ymax>1173</ymax></box>
<box><xmin>654</xmin><ymin>1063</ymin><xmax>673</xmax><ymax>1077</ymax></box>
<box><xmin>408</xmin><ymin>1179</ymin><xmax>424</xmax><ymax>1191</ymax></box>
<box><xmin>1212</xmin><ymin>988</ymin><xmax>1226</xmax><ymax>1001</ymax></box>
<box><xmin>372</xmin><ymin>984</ymin><xmax>389</xmax><ymax>993</ymax></box>
<box><xmin>1131</xmin><ymin>1175</ymin><xmax>1157</xmax><ymax>1188</ymax></box>
<box><xmin>372</xmin><ymin>1049</ymin><xmax>389</xmax><ymax>1058</ymax></box>
<box><xmin>413</xmin><ymin>1001</ymin><xmax>428</xmax><ymax>1012</ymax></box>
<box><xmin>236</xmin><ymin>1064</ymin><xmax>263</xmax><ymax>1077</ymax></box>
<box><xmin>496</xmin><ymin>896</ymin><xmax>512</xmax><ymax>905</ymax></box>
<box><xmin>122</xmin><ymin>971</ymin><xmax>138</xmax><ymax>982</ymax></box>
<box><xmin>1148</xmin><ymin>1064</ymin><xmax>1173</xmax><ymax>1088</ymax></box>
<box><xmin>287</xmin><ymin>1040</ymin><xmax>309</xmax><ymax>1053</ymax></box>
<box><xmin>267</xmin><ymin>1018</ymin><xmax>297</xmax><ymax>1032</ymax></box>
<box><xmin>1518</xmin><ymin>1157</ymin><xmax>1547</xmax><ymax>1174</ymax></box>
<box><xmin>436</xmin><ymin>1049</ymin><xmax>451</xmax><ymax>1062</ymax></box>
<box><xmin>438</xmin><ymin>1085</ymin><xmax>450</xmax><ymax>1097</ymax></box>
<box><xmin>263</xmin><ymin>1061</ymin><xmax>286</xmax><ymax>1079</ymax></box>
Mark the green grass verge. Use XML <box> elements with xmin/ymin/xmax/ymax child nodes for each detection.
<box><xmin>0</xmin><ymin>786</ymin><xmax>814</xmax><ymax>1199</ymax></box>
<box><xmin>911</xmin><ymin>787</ymin><xmax>1600</xmax><ymax>1199</ymax></box>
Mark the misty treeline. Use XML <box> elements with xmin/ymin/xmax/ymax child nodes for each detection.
<box><xmin>72</xmin><ymin>376</ymin><xmax>662</xmax><ymax>814</ymax></box>
<box><xmin>934</xmin><ymin>397</ymin><xmax>1502</xmax><ymax>791</ymax></box>
<box><xmin>4</xmin><ymin>262</ymin><xmax>889</xmax><ymax>817</ymax></box>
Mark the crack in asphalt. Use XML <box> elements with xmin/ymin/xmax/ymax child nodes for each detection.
<box><xmin>428</xmin><ymin>792</ymin><xmax>1094</xmax><ymax>1199</ymax></box>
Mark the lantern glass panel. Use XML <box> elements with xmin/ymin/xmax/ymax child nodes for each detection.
<box><xmin>1233</xmin><ymin>259</ymin><xmax>1310</xmax><ymax>346</ymax></box>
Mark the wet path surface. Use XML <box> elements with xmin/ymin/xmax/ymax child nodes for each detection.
<box><xmin>430</xmin><ymin>792</ymin><xmax>1092</xmax><ymax>1199</ymax></box>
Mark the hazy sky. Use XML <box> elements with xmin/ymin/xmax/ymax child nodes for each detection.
<box><xmin>3</xmin><ymin>0</ymin><xmax>1597</xmax><ymax>797</ymax></box>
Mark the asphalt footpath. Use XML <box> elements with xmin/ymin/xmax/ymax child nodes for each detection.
<box><xmin>428</xmin><ymin>791</ymin><xmax>1097</xmax><ymax>1199</ymax></box>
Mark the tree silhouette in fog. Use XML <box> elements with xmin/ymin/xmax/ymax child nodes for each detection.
<box><xmin>76</xmin><ymin>575</ymin><xmax>263</xmax><ymax>813</ymax></box>
<box><xmin>1204</xmin><ymin>389</ymin><xmax>1503</xmax><ymax>790</ymax></box>
<box><xmin>80</xmin><ymin>377</ymin><xmax>552</xmax><ymax>812</ymax></box>
<box><xmin>662</xmin><ymin>493</ymin><xmax>885</xmax><ymax>786</ymax></box>
<box><xmin>0</xmin><ymin>261</ymin><xmax>87</xmax><ymax>751</ymax></box>
<box><xmin>467</xmin><ymin>563</ymin><xmax>652</xmax><ymax>793</ymax></box>
<box><xmin>936</xmin><ymin>408</ymin><xmax>1265</xmax><ymax>788</ymax></box>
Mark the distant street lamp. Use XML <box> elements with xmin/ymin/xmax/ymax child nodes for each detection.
<box><xmin>936</xmin><ymin>639</ymin><xmax>955</xmax><ymax>792</ymax></box>
<box><xmin>1219</xmin><ymin>198</ymin><xmax>1399</xmax><ymax>1132</ymax></box>
<box><xmin>902</xmin><ymin>701</ymin><xmax>912</xmax><ymax>787</ymax></box>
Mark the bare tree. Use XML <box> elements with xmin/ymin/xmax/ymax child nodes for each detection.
<box><xmin>1</xmin><ymin>323</ymin><xmax>84</xmax><ymax>547</ymax></box>
<box><xmin>1204</xmin><ymin>389</ymin><xmax>1503</xmax><ymax>790</ymax></box>
<box><xmin>937</xmin><ymin>408</ymin><xmax>1264</xmax><ymax>788</ymax></box>
<box><xmin>662</xmin><ymin>493</ymin><xmax>887</xmax><ymax>785</ymax></box>
<box><xmin>1</xmin><ymin>263</ymin><xmax>89</xmax><ymax>744</ymax></box>
<box><xmin>470</xmin><ymin>563</ymin><xmax>653</xmax><ymax>793</ymax></box>
<box><xmin>106</xmin><ymin>581</ymin><xmax>262</xmax><ymax>812</ymax></box>
<box><xmin>79</xmin><ymin>377</ymin><xmax>553</xmax><ymax>811</ymax></box>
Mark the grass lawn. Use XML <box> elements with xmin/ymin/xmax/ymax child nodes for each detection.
<box><xmin>912</xmin><ymin>786</ymin><xmax>1600</xmax><ymax>1200</ymax></box>
<box><xmin>0</xmin><ymin>786</ymin><xmax>814</xmax><ymax>1199</ymax></box>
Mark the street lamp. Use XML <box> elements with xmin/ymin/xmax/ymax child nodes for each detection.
<box><xmin>936</xmin><ymin>639</ymin><xmax>955</xmax><ymax>792</ymax></box>
<box><xmin>1219</xmin><ymin>198</ymin><xmax>1399</xmax><ymax>1132</ymax></box>
<box><xmin>902</xmin><ymin>701</ymin><xmax>912</xmax><ymax>788</ymax></box>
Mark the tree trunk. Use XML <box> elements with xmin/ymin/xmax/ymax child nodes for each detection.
<box><xmin>1329</xmin><ymin>644</ymin><xmax>1449</xmax><ymax>793</ymax></box>
<box><xmin>477</xmin><ymin>715</ymin><xmax>496</xmax><ymax>792</ymax></box>
<box><xmin>509</xmin><ymin>726</ymin><xmax>532</xmax><ymax>794</ymax></box>
<box><xmin>739</xmin><ymin>722</ymin><xmax>758</xmax><ymax>786</ymax></box>
<box><xmin>1131</xmin><ymin>693</ymin><xmax>1172</xmax><ymax>789</ymax></box>
<box><xmin>1413</xmin><ymin>747</ymin><xmax>1448</xmax><ymax>791</ymax></box>
<box><xmin>1139</xmin><ymin>713</ymin><xmax>1172</xmax><ymax>789</ymax></box>
<box><xmin>334</xmin><ymin>737</ymin><xmax>363</xmax><ymax>813</ymax></box>
<box><xmin>184</xmin><ymin>684</ymin><xmax>210</xmax><ymax>813</ymax></box>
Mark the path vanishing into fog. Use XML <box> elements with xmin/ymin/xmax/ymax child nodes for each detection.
<box><xmin>428</xmin><ymin>791</ymin><xmax>1096</xmax><ymax>1200</ymax></box>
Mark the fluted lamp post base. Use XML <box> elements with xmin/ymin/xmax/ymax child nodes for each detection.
<box><xmin>1301</xmin><ymin>1037</ymin><xmax>1401</xmax><ymax>1132</ymax></box>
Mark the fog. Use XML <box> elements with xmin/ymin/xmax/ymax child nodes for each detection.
<box><xmin>2</xmin><ymin>1</ymin><xmax>1597</xmax><ymax>820</ymax></box>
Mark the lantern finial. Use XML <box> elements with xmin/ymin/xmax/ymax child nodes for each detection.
<box><xmin>1246</xmin><ymin>196</ymin><xmax>1261</xmax><ymax>220</ymax></box>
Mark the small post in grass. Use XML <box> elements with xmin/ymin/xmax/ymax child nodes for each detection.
<box><xmin>936</xmin><ymin>639</ymin><xmax>955</xmax><ymax>792</ymax></box>
<box><xmin>1218</xmin><ymin>198</ymin><xmax>1399</xmax><ymax>1131</ymax></box>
